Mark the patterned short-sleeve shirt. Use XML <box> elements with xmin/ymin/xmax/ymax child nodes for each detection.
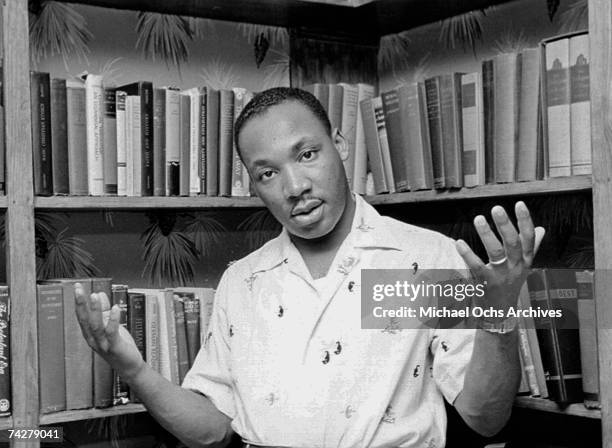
<box><xmin>182</xmin><ymin>194</ymin><xmax>476</xmax><ymax>448</ymax></box>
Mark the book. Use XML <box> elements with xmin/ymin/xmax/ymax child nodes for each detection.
<box><xmin>66</xmin><ymin>81</ymin><xmax>88</xmax><ymax>195</ymax></box>
<box><xmin>328</xmin><ymin>84</ymin><xmax>343</xmax><ymax>132</ymax></box>
<box><xmin>153</xmin><ymin>88</ymin><xmax>166</xmax><ymax>196</ymax></box>
<box><xmin>374</xmin><ymin>97</ymin><xmax>395</xmax><ymax>194</ymax></box>
<box><xmin>231</xmin><ymin>88</ymin><xmax>251</xmax><ymax>197</ymax></box>
<box><xmin>219</xmin><ymin>90</ymin><xmax>235</xmax><ymax>197</ymax></box>
<box><xmin>30</xmin><ymin>71</ymin><xmax>53</xmax><ymax>196</ymax></box>
<box><xmin>576</xmin><ymin>270</ymin><xmax>599</xmax><ymax>408</ymax></box>
<box><xmin>398</xmin><ymin>82</ymin><xmax>434</xmax><ymax>190</ymax></box>
<box><xmin>517</xmin><ymin>290</ymin><xmax>541</xmax><ymax>397</ymax></box>
<box><xmin>179</xmin><ymin>94</ymin><xmax>191</xmax><ymax>196</ymax></box>
<box><xmin>424</xmin><ymin>77</ymin><xmax>446</xmax><ymax>189</ymax></box>
<box><xmin>165</xmin><ymin>87</ymin><xmax>181</xmax><ymax>196</ymax></box>
<box><xmin>0</xmin><ymin>106</ymin><xmax>4</xmax><ymax>194</ymax></box>
<box><xmin>205</xmin><ymin>88</ymin><xmax>220</xmax><ymax>196</ymax></box>
<box><xmin>360</xmin><ymin>97</ymin><xmax>389</xmax><ymax>194</ymax></box>
<box><xmin>50</xmin><ymin>78</ymin><xmax>69</xmax><ymax>195</ymax></box>
<box><xmin>353</xmin><ymin>84</ymin><xmax>375</xmax><ymax>194</ymax></box>
<box><xmin>126</xmin><ymin>96</ymin><xmax>142</xmax><ymax>197</ymax></box>
<box><xmin>543</xmin><ymin>37</ymin><xmax>571</xmax><ymax>177</ymax></box>
<box><xmin>91</xmin><ymin>278</ymin><xmax>113</xmax><ymax>408</ymax></box>
<box><xmin>304</xmin><ymin>83</ymin><xmax>329</xmax><ymax>114</ymax></box>
<box><xmin>116</xmin><ymin>91</ymin><xmax>128</xmax><ymax>196</ymax></box>
<box><xmin>173</xmin><ymin>294</ymin><xmax>190</xmax><ymax>383</ymax></box>
<box><xmin>493</xmin><ymin>53</ymin><xmax>521</xmax><ymax>183</ymax></box>
<box><xmin>339</xmin><ymin>83</ymin><xmax>359</xmax><ymax>189</ymax></box>
<box><xmin>181</xmin><ymin>293</ymin><xmax>201</xmax><ymax>367</ymax></box>
<box><xmin>41</xmin><ymin>278</ymin><xmax>93</xmax><ymax>410</ymax></box>
<box><xmin>156</xmin><ymin>289</ymin><xmax>179</xmax><ymax>384</ymax></box>
<box><xmin>175</xmin><ymin>287</ymin><xmax>215</xmax><ymax>346</ymax></box>
<box><xmin>37</xmin><ymin>284</ymin><xmax>66</xmax><ymax>413</ymax></box>
<box><xmin>461</xmin><ymin>72</ymin><xmax>485</xmax><ymax>187</ymax></box>
<box><xmin>111</xmin><ymin>284</ymin><xmax>129</xmax><ymax>405</ymax></box>
<box><xmin>117</xmin><ymin>82</ymin><xmax>154</xmax><ymax>195</ymax></box>
<box><xmin>144</xmin><ymin>294</ymin><xmax>160</xmax><ymax>374</ymax></box>
<box><xmin>527</xmin><ymin>269</ymin><xmax>583</xmax><ymax>403</ymax></box>
<box><xmin>438</xmin><ymin>73</ymin><xmax>464</xmax><ymax>188</ymax></box>
<box><xmin>0</xmin><ymin>287</ymin><xmax>9</xmax><ymax>416</ymax></box>
<box><xmin>381</xmin><ymin>89</ymin><xmax>410</xmax><ymax>191</ymax></box>
<box><xmin>182</xmin><ymin>88</ymin><xmax>202</xmax><ymax>196</ymax></box>
<box><xmin>103</xmin><ymin>87</ymin><xmax>118</xmax><ymax>195</ymax></box>
<box><xmin>85</xmin><ymin>74</ymin><xmax>105</xmax><ymax>196</ymax></box>
<box><xmin>482</xmin><ymin>59</ymin><xmax>496</xmax><ymax>184</ymax></box>
<box><xmin>517</xmin><ymin>48</ymin><xmax>542</xmax><ymax>182</ymax></box>
<box><xmin>127</xmin><ymin>291</ymin><xmax>146</xmax><ymax>402</ymax></box>
<box><xmin>569</xmin><ymin>32</ymin><xmax>591</xmax><ymax>176</ymax></box>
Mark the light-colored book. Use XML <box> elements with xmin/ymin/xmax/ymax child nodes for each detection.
<box><xmin>339</xmin><ymin>83</ymin><xmax>359</xmax><ymax>189</ymax></box>
<box><xmin>569</xmin><ymin>33</ymin><xmax>591</xmax><ymax>176</ymax></box>
<box><xmin>115</xmin><ymin>91</ymin><xmax>127</xmax><ymax>196</ymax></box>
<box><xmin>85</xmin><ymin>74</ymin><xmax>105</xmax><ymax>195</ymax></box>
<box><xmin>182</xmin><ymin>88</ymin><xmax>202</xmax><ymax>195</ymax></box>
<box><xmin>231</xmin><ymin>88</ymin><xmax>251</xmax><ymax>197</ymax></box>
<box><xmin>517</xmin><ymin>48</ymin><xmax>541</xmax><ymax>182</ymax></box>
<box><xmin>461</xmin><ymin>73</ymin><xmax>485</xmax><ymax>187</ymax></box>
<box><xmin>353</xmin><ymin>83</ymin><xmax>375</xmax><ymax>194</ymax></box>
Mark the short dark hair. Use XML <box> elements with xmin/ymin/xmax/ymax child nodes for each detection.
<box><xmin>234</xmin><ymin>87</ymin><xmax>332</xmax><ymax>157</ymax></box>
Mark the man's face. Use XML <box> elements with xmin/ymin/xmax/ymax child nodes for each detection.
<box><xmin>239</xmin><ymin>100</ymin><xmax>351</xmax><ymax>240</ymax></box>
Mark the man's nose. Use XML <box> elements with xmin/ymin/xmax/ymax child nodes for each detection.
<box><xmin>283</xmin><ymin>166</ymin><xmax>311</xmax><ymax>199</ymax></box>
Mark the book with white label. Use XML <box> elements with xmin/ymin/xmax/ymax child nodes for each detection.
<box><xmin>461</xmin><ymin>72</ymin><xmax>485</xmax><ymax>187</ymax></box>
<box><xmin>85</xmin><ymin>74</ymin><xmax>105</xmax><ymax>196</ymax></box>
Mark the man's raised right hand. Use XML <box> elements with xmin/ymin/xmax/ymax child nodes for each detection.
<box><xmin>74</xmin><ymin>283</ymin><xmax>146</xmax><ymax>382</ymax></box>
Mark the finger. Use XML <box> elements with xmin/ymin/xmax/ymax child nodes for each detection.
<box><xmin>473</xmin><ymin>215</ymin><xmax>505</xmax><ymax>263</ymax></box>
<box><xmin>534</xmin><ymin>227</ymin><xmax>546</xmax><ymax>256</ymax></box>
<box><xmin>88</xmin><ymin>293</ymin><xmax>107</xmax><ymax>347</ymax></box>
<box><xmin>105</xmin><ymin>304</ymin><xmax>121</xmax><ymax>345</ymax></box>
<box><xmin>455</xmin><ymin>239</ymin><xmax>487</xmax><ymax>279</ymax></box>
<box><xmin>515</xmin><ymin>201</ymin><xmax>536</xmax><ymax>261</ymax></box>
<box><xmin>491</xmin><ymin>206</ymin><xmax>522</xmax><ymax>263</ymax></box>
<box><xmin>74</xmin><ymin>283</ymin><xmax>93</xmax><ymax>340</ymax></box>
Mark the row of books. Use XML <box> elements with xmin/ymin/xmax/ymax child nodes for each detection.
<box><xmin>37</xmin><ymin>278</ymin><xmax>215</xmax><ymax>414</ymax></box>
<box><xmin>517</xmin><ymin>268</ymin><xmax>598</xmax><ymax>409</ymax></box>
<box><xmin>307</xmin><ymin>31</ymin><xmax>591</xmax><ymax>196</ymax></box>
<box><xmin>30</xmin><ymin>73</ymin><xmax>252</xmax><ymax>198</ymax></box>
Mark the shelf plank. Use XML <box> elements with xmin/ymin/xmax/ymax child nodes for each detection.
<box><xmin>514</xmin><ymin>397</ymin><xmax>602</xmax><ymax>419</ymax></box>
<box><xmin>39</xmin><ymin>404</ymin><xmax>147</xmax><ymax>425</ymax></box>
<box><xmin>34</xmin><ymin>177</ymin><xmax>591</xmax><ymax>210</ymax></box>
<box><xmin>0</xmin><ymin>196</ymin><xmax>7</xmax><ymax>209</ymax></box>
<box><xmin>0</xmin><ymin>416</ymin><xmax>13</xmax><ymax>431</ymax></box>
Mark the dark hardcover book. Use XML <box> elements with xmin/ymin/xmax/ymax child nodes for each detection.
<box><xmin>576</xmin><ymin>270</ymin><xmax>599</xmax><ymax>408</ymax></box>
<box><xmin>438</xmin><ymin>73</ymin><xmax>463</xmax><ymax>188</ymax></box>
<box><xmin>30</xmin><ymin>72</ymin><xmax>53</xmax><ymax>196</ymax></box>
<box><xmin>424</xmin><ymin>77</ymin><xmax>446</xmax><ymax>189</ymax></box>
<box><xmin>0</xmin><ymin>106</ymin><xmax>5</xmax><ymax>194</ymax></box>
<box><xmin>381</xmin><ymin>89</ymin><xmax>410</xmax><ymax>192</ymax></box>
<box><xmin>50</xmin><ymin>78</ymin><xmax>69</xmax><ymax>194</ymax></box>
<box><xmin>180</xmin><ymin>293</ymin><xmax>200</xmax><ymax>367</ymax></box>
<box><xmin>117</xmin><ymin>82</ymin><xmax>154</xmax><ymax>196</ymax></box>
<box><xmin>172</xmin><ymin>295</ymin><xmax>190</xmax><ymax>383</ymax></box>
<box><xmin>41</xmin><ymin>278</ymin><xmax>93</xmax><ymax>410</ymax></box>
<box><xmin>112</xmin><ymin>285</ymin><xmax>129</xmax><ymax>405</ymax></box>
<box><xmin>527</xmin><ymin>269</ymin><xmax>583</xmax><ymax>404</ymax></box>
<box><xmin>0</xmin><ymin>287</ymin><xmax>10</xmax><ymax>416</ymax></box>
<box><xmin>103</xmin><ymin>87</ymin><xmax>118</xmax><ymax>195</ymax></box>
<box><xmin>37</xmin><ymin>284</ymin><xmax>66</xmax><ymax>413</ymax></box>
<box><xmin>165</xmin><ymin>87</ymin><xmax>181</xmax><ymax>196</ymax></box>
<box><xmin>482</xmin><ymin>60</ymin><xmax>495</xmax><ymax>184</ymax></box>
<box><xmin>66</xmin><ymin>82</ymin><xmax>88</xmax><ymax>195</ymax></box>
<box><xmin>205</xmin><ymin>88</ymin><xmax>220</xmax><ymax>196</ymax></box>
<box><xmin>127</xmin><ymin>291</ymin><xmax>146</xmax><ymax>402</ymax></box>
<box><xmin>91</xmin><ymin>278</ymin><xmax>113</xmax><ymax>408</ymax></box>
<box><xmin>218</xmin><ymin>90</ymin><xmax>234</xmax><ymax>197</ymax></box>
<box><xmin>153</xmin><ymin>88</ymin><xmax>166</xmax><ymax>196</ymax></box>
<box><xmin>179</xmin><ymin>94</ymin><xmax>190</xmax><ymax>196</ymax></box>
<box><xmin>360</xmin><ymin>97</ymin><xmax>389</xmax><ymax>194</ymax></box>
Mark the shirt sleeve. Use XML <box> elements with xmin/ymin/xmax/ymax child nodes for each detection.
<box><xmin>182</xmin><ymin>271</ymin><xmax>236</xmax><ymax>420</ymax></box>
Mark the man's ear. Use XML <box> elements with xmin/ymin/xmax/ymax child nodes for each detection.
<box><xmin>332</xmin><ymin>128</ymin><xmax>349</xmax><ymax>161</ymax></box>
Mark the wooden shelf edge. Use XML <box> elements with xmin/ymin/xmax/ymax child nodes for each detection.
<box><xmin>35</xmin><ymin>195</ymin><xmax>265</xmax><ymax>209</ymax></box>
<box><xmin>39</xmin><ymin>404</ymin><xmax>147</xmax><ymax>425</ymax></box>
<box><xmin>514</xmin><ymin>396</ymin><xmax>602</xmax><ymax>419</ymax></box>
<box><xmin>367</xmin><ymin>176</ymin><xmax>593</xmax><ymax>205</ymax></box>
<box><xmin>0</xmin><ymin>196</ymin><xmax>7</xmax><ymax>209</ymax></box>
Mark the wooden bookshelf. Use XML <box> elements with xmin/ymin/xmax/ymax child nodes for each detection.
<box><xmin>33</xmin><ymin>176</ymin><xmax>591</xmax><ymax>210</ymax></box>
<box><xmin>514</xmin><ymin>397</ymin><xmax>602</xmax><ymax>420</ymax></box>
<box><xmin>0</xmin><ymin>416</ymin><xmax>13</xmax><ymax>431</ymax></box>
<box><xmin>0</xmin><ymin>196</ymin><xmax>8</xmax><ymax>209</ymax></box>
<box><xmin>39</xmin><ymin>404</ymin><xmax>147</xmax><ymax>426</ymax></box>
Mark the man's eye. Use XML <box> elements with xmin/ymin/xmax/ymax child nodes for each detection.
<box><xmin>302</xmin><ymin>150</ymin><xmax>316</xmax><ymax>161</ymax></box>
<box><xmin>260</xmin><ymin>170</ymin><xmax>275</xmax><ymax>180</ymax></box>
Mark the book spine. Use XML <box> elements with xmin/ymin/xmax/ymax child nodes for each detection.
<box><xmin>129</xmin><ymin>96</ymin><xmax>142</xmax><ymax>197</ymax></box>
<box><xmin>37</xmin><ymin>285</ymin><xmax>66</xmax><ymax>413</ymax></box>
<box><xmin>461</xmin><ymin>73</ymin><xmax>482</xmax><ymax>187</ymax></box>
<box><xmin>186</xmin><ymin>89</ymin><xmax>201</xmax><ymax>196</ymax></box>
<box><xmin>374</xmin><ymin>98</ymin><xmax>395</xmax><ymax>193</ymax></box>
<box><xmin>85</xmin><ymin>74</ymin><xmax>105</xmax><ymax>196</ymax></box>
<box><xmin>116</xmin><ymin>91</ymin><xmax>127</xmax><ymax>196</ymax></box>
<box><xmin>145</xmin><ymin>294</ymin><xmax>160</xmax><ymax>374</ymax></box>
<box><xmin>165</xmin><ymin>88</ymin><xmax>181</xmax><ymax>196</ymax></box>
<box><xmin>156</xmin><ymin>291</ymin><xmax>171</xmax><ymax>381</ymax></box>
<box><xmin>381</xmin><ymin>89</ymin><xmax>410</xmax><ymax>192</ymax></box>
<box><xmin>424</xmin><ymin>77</ymin><xmax>446</xmax><ymax>189</ymax></box>
<box><xmin>112</xmin><ymin>285</ymin><xmax>129</xmax><ymax>405</ymax></box>
<box><xmin>164</xmin><ymin>291</ymin><xmax>180</xmax><ymax>384</ymax></box>
<box><xmin>199</xmin><ymin>90</ymin><xmax>208</xmax><ymax>195</ymax></box>
<box><xmin>353</xmin><ymin>84</ymin><xmax>374</xmax><ymax>195</ymax></box>
<box><xmin>328</xmin><ymin>84</ymin><xmax>344</xmax><ymax>132</ymax></box>
<box><xmin>0</xmin><ymin>288</ymin><xmax>10</xmax><ymax>416</ymax></box>
<box><xmin>439</xmin><ymin>74</ymin><xmax>463</xmax><ymax>188</ymax></box>
<box><xmin>0</xmin><ymin>106</ymin><xmax>4</xmax><ymax>194</ymax></box>
<box><xmin>569</xmin><ymin>33</ymin><xmax>591</xmax><ymax>176</ymax></box>
<box><xmin>50</xmin><ymin>78</ymin><xmax>69</xmax><ymax>194</ymax></box>
<box><xmin>339</xmin><ymin>84</ymin><xmax>358</xmax><ymax>189</ymax></box>
<box><xmin>482</xmin><ymin>60</ymin><xmax>495</xmax><ymax>184</ymax></box>
<box><xmin>103</xmin><ymin>87</ymin><xmax>118</xmax><ymax>195</ymax></box>
<box><xmin>517</xmin><ymin>48</ymin><xmax>542</xmax><ymax>182</ymax></box>
<box><xmin>205</xmin><ymin>89</ymin><xmax>220</xmax><ymax>196</ymax></box>
<box><xmin>66</xmin><ymin>84</ymin><xmax>88</xmax><ymax>195</ymax></box>
<box><xmin>153</xmin><ymin>88</ymin><xmax>166</xmax><ymax>196</ymax></box>
<box><xmin>545</xmin><ymin>38</ymin><xmax>572</xmax><ymax>177</ymax></box>
<box><xmin>91</xmin><ymin>279</ymin><xmax>113</xmax><ymax>408</ymax></box>
<box><xmin>518</xmin><ymin>323</ymin><xmax>541</xmax><ymax>397</ymax></box>
<box><xmin>140</xmin><ymin>82</ymin><xmax>154</xmax><ymax>196</ymax></box>
<box><xmin>179</xmin><ymin>94</ymin><xmax>191</xmax><ymax>196</ymax></box>
<box><xmin>173</xmin><ymin>295</ymin><xmax>190</xmax><ymax>383</ymax></box>
<box><xmin>231</xmin><ymin>88</ymin><xmax>249</xmax><ymax>197</ymax></box>
<box><xmin>219</xmin><ymin>90</ymin><xmax>235</xmax><ymax>197</ymax></box>
<box><xmin>182</xmin><ymin>295</ymin><xmax>201</xmax><ymax>367</ymax></box>
<box><xmin>127</xmin><ymin>292</ymin><xmax>146</xmax><ymax>402</ymax></box>
<box><xmin>576</xmin><ymin>270</ymin><xmax>599</xmax><ymax>408</ymax></box>
<box><xmin>360</xmin><ymin>97</ymin><xmax>388</xmax><ymax>194</ymax></box>
<box><xmin>31</xmin><ymin>72</ymin><xmax>53</xmax><ymax>196</ymax></box>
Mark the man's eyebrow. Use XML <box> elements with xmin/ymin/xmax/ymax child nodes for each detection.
<box><xmin>251</xmin><ymin>138</ymin><xmax>317</xmax><ymax>168</ymax></box>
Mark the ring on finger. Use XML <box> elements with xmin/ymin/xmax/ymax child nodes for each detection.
<box><xmin>489</xmin><ymin>256</ymin><xmax>508</xmax><ymax>266</ymax></box>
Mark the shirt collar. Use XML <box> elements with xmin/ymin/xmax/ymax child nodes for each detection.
<box><xmin>250</xmin><ymin>194</ymin><xmax>402</xmax><ymax>273</ymax></box>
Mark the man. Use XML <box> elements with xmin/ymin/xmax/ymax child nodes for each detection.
<box><xmin>75</xmin><ymin>87</ymin><xmax>545</xmax><ymax>448</ymax></box>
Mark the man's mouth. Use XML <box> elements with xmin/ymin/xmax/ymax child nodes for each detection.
<box><xmin>291</xmin><ymin>199</ymin><xmax>322</xmax><ymax>216</ymax></box>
